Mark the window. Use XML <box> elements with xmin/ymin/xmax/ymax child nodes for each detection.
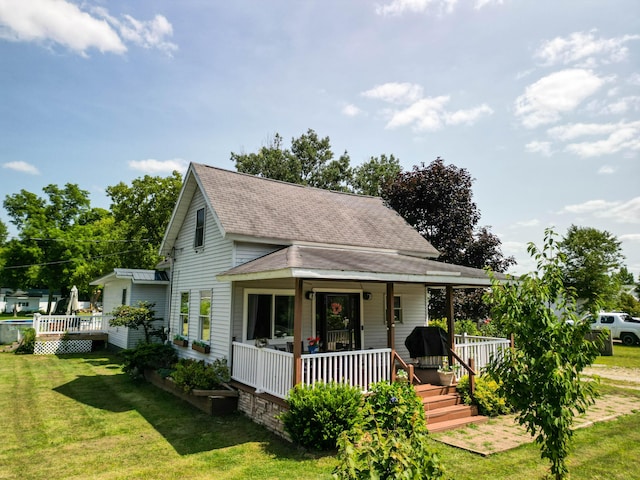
<box><xmin>199</xmin><ymin>290</ymin><xmax>211</xmax><ymax>342</ymax></box>
<box><xmin>245</xmin><ymin>290</ymin><xmax>294</xmax><ymax>340</ymax></box>
<box><xmin>384</xmin><ymin>295</ymin><xmax>403</xmax><ymax>323</ymax></box>
<box><xmin>601</xmin><ymin>316</ymin><xmax>614</xmax><ymax>324</ymax></box>
<box><xmin>194</xmin><ymin>208</ymin><xmax>205</xmax><ymax>248</ymax></box>
<box><xmin>180</xmin><ymin>292</ymin><xmax>190</xmax><ymax>336</ymax></box>
<box><xmin>121</xmin><ymin>288</ymin><xmax>127</xmax><ymax>305</ymax></box>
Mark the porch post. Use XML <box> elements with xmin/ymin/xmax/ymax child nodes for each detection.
<box><xmin>293</xmin><ymin>278</ymin><xmax>304</xmax><ymax>386</ymax></box>
<box><xmin>386</xmin><ymin>282</ymin><xmax>395</xmax><ymax>350</ymax></box>
<box><xmin>445</xmin><ymin>285</ymin><xmax>455</xmax><ymax>366</ymax></box>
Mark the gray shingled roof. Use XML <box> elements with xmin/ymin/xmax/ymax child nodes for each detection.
<box><xmin>217</xmin><ymin>245</ymin><xmax>510</xmax><ymax>287</ymax></box>
<box><xmin>90</xmin><ymin>269</ymin><xmax>169</xmax><ymax>285</ymax></box>
<box><xmin>192</xmin><ymin>163</ymin><xmax>439</xmax><ymax>258</ymax></box>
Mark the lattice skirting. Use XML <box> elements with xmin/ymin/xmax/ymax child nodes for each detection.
<box><xmin>34</xmin><ymin>339</ymin><xmax>93</xmax><ymax>355</ymax></box>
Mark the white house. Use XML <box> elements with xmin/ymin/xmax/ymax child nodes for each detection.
<box><xmin>157</xmin><ymin>163</ymin><xmax>507</xmax><ymax>432</ymax></box>
<box><xmin>90</xmin><ymin>268</ymin><xmax>170</xmax><ymax>349</ymax></box>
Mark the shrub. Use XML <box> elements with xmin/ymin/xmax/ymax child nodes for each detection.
<box><xmin>428</xmin><ymin>318</ymin><xmax>448</xmax><ymax>332</ymax></box>
<box><xmin>364</xmin><ymin>380</ymin><xmax>427</xmax><ymax>434</ymax></box>
<box><xmin>280</xmin><ymin>382</ymin><xmax>364</xmax><ymax>451</ymax></box>
<box><xmin>15</xmin><ymin>327</ymin><xmax>36</xmax><ymax>354</ymax></box>
<box><xmin>171</xmin><ymin>358</ymin><xmax>230</xmax><ymax>393</ymax></box>
<box><xmin>456</xmin><ymin>319</ymin><xmax>480</xmax><ymax>336</ymax></box>
<box><xmin>333</xmin><ymin>379</ymin><xmax>444</xmax><ymax>479</ymax></box>
<box><xmin>456</xmin><ymin>374</ymin><xmax>512</xmax><ymax>417</ymax></box>
<box><xmin>120</xmin><ymin>343</ymin><xmax>177</xmax><ymax>379</ymax></box>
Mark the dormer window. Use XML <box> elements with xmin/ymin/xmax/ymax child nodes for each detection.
<box><xmin>194</xmin><ymin>208</ymin><xmax>205</xmax><ymax>248</ymax></box>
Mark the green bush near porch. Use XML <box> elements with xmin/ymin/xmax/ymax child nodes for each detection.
<box><xmin>280</xmin><ymin>382</ymin><xmax>364</xmax><ymax>451</ymax></box>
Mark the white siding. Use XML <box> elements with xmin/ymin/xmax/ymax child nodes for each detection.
<box><xmin>234</xmin><ymin>242</ymin><xmax>282</xmax><ymax>266</ymax></box>
<box><xmin>126</xmin><ymin>284</ymin><xmax>169</xmax><ymax>348</ymax></box>
<box><xmin>103</xmin><ymin>278</ymin><xmax>130</xmax><ymax>349</ymax></box>
<box><xmin>169</xmin><ymin>188</ymin><xmax>234</xmax><ymax>362</ymax></box>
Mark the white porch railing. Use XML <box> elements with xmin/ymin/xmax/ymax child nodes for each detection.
<box><xmin>232</xmin><ymin>342</ymin><xmax>293</xmax><ymax>399</ymax></box>
<box><xmin>301</xmin><ymin>348</ymin><xmax>392</xmax><ymax>390</ymax></box>
<box><xmin>33</xmin><ymin>313</ymin><xmax>111</xmax><ymax>335</ymax></box>
<box><xmin>453</xmin><ymin>334</ymin><xmax>510</xmax><ymax>376</ymax></box>
<box><xmin>231</xmin><ymin>342</ymin><xmax>392</xmax><ymax>400</ymax></box>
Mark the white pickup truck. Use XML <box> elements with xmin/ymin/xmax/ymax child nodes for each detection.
<box><xmin>585</xmin><ymin>312</ymin><xmax>640</xmax><ymax>346</ymax></box>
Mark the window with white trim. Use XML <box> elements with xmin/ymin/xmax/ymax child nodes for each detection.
<box><xmin>194</xmin><ymin>208</ymin><xmax>205</xmax><ymax>248</ymax></box>
<box><xmin>384</xmin><ymin>295</ymin><xmax>403</xmax><ymax>324</ymax></box>
<box><xmin>199</xmin><ymin>290</ymin><xmax>211</xmax><ymax>342</ymax></box>
<box><xmin>180</xmin><ymin>292</ymin><xmax>189</xmax><ymax>337</ymax></box>
<box><xmin>245</xmin><ymin>290</ymin><xmax>294</xmax><ymax>340</ymax></box>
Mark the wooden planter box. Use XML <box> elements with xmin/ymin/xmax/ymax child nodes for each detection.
<box><xmin>144</xmin><ymin>369</ymin><xmax>238</xmax><ymax>415</ymax></box>
<box><xmin>173</xmin><ymin>338</ymin><xmax>188</xmax><ymax>347</ymax></box>
<box><xmin>191</xmin><ymin>343</ymin><xmax>210</xmax><ymax>354</ymax></box>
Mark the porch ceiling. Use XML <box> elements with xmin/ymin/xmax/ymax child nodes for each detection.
<box><xmin>216</xmin><ymin>245</ymin><xmax>512</xmax><ymax>287</ymax></box>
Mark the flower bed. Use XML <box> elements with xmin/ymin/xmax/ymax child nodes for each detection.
<box><xmin>144</xmin><ymin>369</ymin><xmax>238</xmax><ymax>415</ymax></box>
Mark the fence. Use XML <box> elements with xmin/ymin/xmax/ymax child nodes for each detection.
<box><xmin>33</xmin><ymin>313</ymin><xmax>110</xmax><ymax>335</ymax></box>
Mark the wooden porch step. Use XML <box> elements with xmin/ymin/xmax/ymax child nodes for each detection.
<box><xmin>414</xmin><ymin>383</ymin><xmax>457</xmax><ymax>398</ymax></box>
<box><xmin>427</xmin><ymin>414</ymin><xmax>488</xmax><ymax>433</ymax></box>
<box><xmin>422</xmin><ymin>393</ymin><xmax>463</xmax><ymax>411</ymax></box>
<box><xmin>426</xmin><ymin>404</ymin><xmax>479</xmax><ymax>424</ymax></box>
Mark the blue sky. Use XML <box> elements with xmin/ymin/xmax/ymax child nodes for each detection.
<box><xmin>0</xmin><ymin>0</ymin><xmax>639</xmax><ymax>278</ymax></box>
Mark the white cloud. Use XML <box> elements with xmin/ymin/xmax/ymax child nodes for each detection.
<box><xmin>362</xmin><ymin>82</ymin><xmax>492</xmax><ymax>132</ymax></box>
<box><xmin>375</xmin><ymin>0</ymin><xmax>502</xmax><ymax>16</ymax></box>
<box><xmin>515</xmin><ymin>69</ymin><xmax>607</xmax><ymax>128</ymax></box>
<box><xmin>598</xmin><ymin>165</ymin><xmax>616</xmax><ymax>174</ymax></box>
<box><xmin>2</xmin><ymin>160</ymin><xmax>39</xmax><ymax>175</ymax></box>
<box><xmin>559</xmin><ymin>197</ymin><xmax>640</xmax><ymax>224</ymax></box>
<box><xmin>342</xmin><ymin>104</ymin><xmax>362</xmax><ymax>117</ymax></box>
<box><xmin>547</xmin><ymin>122</ymin><xmax>621</xmax><ymax>141</ymax></box>
<box><xmin>564</xmin><ymin>122</ymin><xmax>640</xmax><ymax>158</ymax></box>
<box><xmin>0</xmin><ymin>0</ymin><xmax>126</xmax><ymax>55</ymax></box>
<box><xmin>620</xmin><ymin>233</ymin><xmax>640</xmax><ymax>242</ymax></box>
<box><xmin>129</xmin><ymin>158</ymin><xmax>188</xmax><ymax>174</ymax></box>
<box><xmin>525</xmin><ymin>140</ymin><xmax>552</xmax><ymax>156</ymax></box>
<box><xmin>361</xmin><ymin>82</ymin><xmax>424</xmax><ymax>105</ymax></box>
<box><xmin>386</xmin><ymin>96</ymin><xmax>450</xmax><ymax>131</ymax></box>
<box><xmin>445</xmin><ymin>104</ymin><xmax>494</xmax><ymax>125</ymax></box>
<box><xmin>0</xmin><ymin>0</ymin><xmax>176</xmax><ymax>57</ymax></box>
<box><xmin>534</xmin><ymin>31</ymin><xmax>640</xmax><ymax>67</ymax></box>
<box><xmin>512</xmin><ymin>219</ymin><xmax>541</xmax><ymax>228</ymax></box>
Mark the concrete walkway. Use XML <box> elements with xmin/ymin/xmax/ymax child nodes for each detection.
<box><xmin>431</xmin><ymin>365</ymin><xmax>640</xmax><ymax>455</ymax></box>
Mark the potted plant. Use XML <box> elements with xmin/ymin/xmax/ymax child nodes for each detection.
<box><xmin>437</xmin><ymin>358</ymin><xmax>458</xmax><ymax>386</ymax></box>
<box><xmin>173</xmin><ymin>335</ymin><xmax>188</xmax><ymax>347</ymax></box>
<box><xmin>192</xmin><ymin>339</ymin><xmax>210</xmax><ymax>354</ymax></box>
<box><xmin>307</xmin><ymin>336</ymin><xmax>320</xmax><ymax>353</ymax></box>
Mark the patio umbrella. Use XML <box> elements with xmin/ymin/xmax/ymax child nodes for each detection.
<box><xmin>66</xmin><ymin>285</ymin><xmax>79</xmax><ymax>315</ymax></box>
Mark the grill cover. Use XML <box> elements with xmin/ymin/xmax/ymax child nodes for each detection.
<box><xmin>404</xmin><ymin>326</ymin><xmax>448</xmax><ymax>358</ymax></box>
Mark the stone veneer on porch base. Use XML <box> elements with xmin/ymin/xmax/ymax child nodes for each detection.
<box><xmin>234</xmin><ymin>383</ymin><xmax>291</xmax><ymax>441</ymax></box>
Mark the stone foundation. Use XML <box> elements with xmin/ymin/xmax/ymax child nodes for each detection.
<box><xmin>236</xmin><ymin>387</ymin><xmax>290</xmax><ymax>441</ymax></box>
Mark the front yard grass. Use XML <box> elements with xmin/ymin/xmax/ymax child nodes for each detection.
<box><xmin>2</xmin><ymin>351</ymin><xmax>640</xmax><ymax>479</ymax></box>
<box><xmin>595</xmin><ymin>344</ymin><xmax>640</xmax><ymax>368</ymax></box>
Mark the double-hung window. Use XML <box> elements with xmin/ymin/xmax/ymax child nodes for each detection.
<box><xmin>194</xmin><ymin>208</ymin><xmax>205</xmax><ymax>248</ymax></box>
<box><xmin>245</xmin><ymin>290</ymin><xmax>294</xmax><ymax>340</ymax></box>
<box><xmin>199</xmin><ymin>290</ymin><xmax>211</xmax><ymax>343</ymax></box>
<box><xmin>384</xmin><ymin>295</ymin><xmax>403</xmax><ymax>324</ymax></box>
<box><xmin>180</xmin><ymin>292</ymin><xmax>189</xmax><ymax>337</ymax></box>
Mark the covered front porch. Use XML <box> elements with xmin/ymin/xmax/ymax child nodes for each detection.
<box><xmin>220</xmin><ymin>245</ymin><xmax>510</xmax><ymax>400</ymax></box>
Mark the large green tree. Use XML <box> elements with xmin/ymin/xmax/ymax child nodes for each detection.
<box><xmin>1</xmin><ymin>184</ymin><xmax>105</xmax><ymax>308</ymax></box>
<box><xmin>487</xmin><ymin>229</ymin><xmax>601</xmax><ymax>480</ymax></box>
<box><xmin>383</xmin><ymin>158</ymin><xmax>514</xmax><ymax>319</ymax></box>
<box><xmin>232</xmin><ymin>129</ymin><xmax>353</xmax><ymax>192</ymax></box>
<box><xmin>231</xmin><ymin>128</ymin><xmax>399</xmax><ymax>195</ymax></box>
<box><xmin>106</xmin><ymin>171</ymin><xmax>182</xmax><ymax>269</ymax></box>
<box><xmin>559</xmin><ymin>225</ymin><xmax>624</xmax><ymax>313</ymax></box>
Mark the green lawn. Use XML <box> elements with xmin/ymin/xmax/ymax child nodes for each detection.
<box><xmin>595</xmin><ymin>344</ymin><xmax>640</xmax><ymax>368</ymax></box>
<box><xmin>1</xmin><ymin>351</ymin><xmax>640</xmax><ymax>479</ymax></box>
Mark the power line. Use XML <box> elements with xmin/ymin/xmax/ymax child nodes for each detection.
<box><xmin>2</xmin><ymin>249</ymin><xmax>144</xmax><ymax>269</ymax></box>
<box><xmin>10</xmin><ymin>237</ymin><xmax>152</xmax><ymax>244</ymax></box>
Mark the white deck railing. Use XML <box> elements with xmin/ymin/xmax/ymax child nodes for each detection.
<box><xmin>301</xmin><ymin>348</ymin><xmax>392</xmax><ymax>391</ymax></box>
<box><xmin>231</xmin><ymin>342</ymin><xmax>393</xmax><ymax>400</ymax></box>
<box><xmin>454</xmin><ymin>334</ymin><xmax>510</xmax><ymax>373</ymax></box>
<box><xmin>232</xmin><ymin>342</ymin><xmax>293</xmax><ymax>399</ymax></box>
<box><xmin>33</xmin><ymin>313</ymin><xmax>110</xmax><ymax>335</ymax></box>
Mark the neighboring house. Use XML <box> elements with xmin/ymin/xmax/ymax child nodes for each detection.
<box><xmin>158</xmin><ymin>163</ymin><xmax>505</xmax><ymax>433</ymax></box>
<box><xmin>90</xmin><ymin>268</ymin><xmax>170</xmax><ymax>349</ymax></box>
<box><xmin>1</xmin><ymin>288</ymin><xmax>61</xmax><ymax>314</ymax></box>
